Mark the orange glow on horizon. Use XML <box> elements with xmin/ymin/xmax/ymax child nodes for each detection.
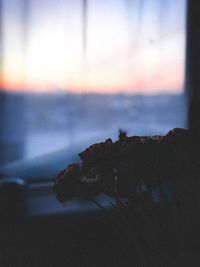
<box><xmin>0</xmin><ymin>61</ymin><xmax>184</xmax><ymax>95</ymax></box>
<box><xmin>0</xmin><ymin>35</ymin><xmax>185</xmax><ymax>95</ymax></box>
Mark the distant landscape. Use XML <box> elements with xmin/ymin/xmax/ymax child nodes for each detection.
<box><xmin>0</xmin><ymin>92</ymin><xmax>186</xmax><ymax>164</ymax></box>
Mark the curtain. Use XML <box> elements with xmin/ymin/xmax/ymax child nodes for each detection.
<box><xmin>0</xmin><ymin>0</ymin><xmax>186</xmax><ymax>93</ymax></box>
<box><xmin>0</xmin><ymin>0</ymin><xmax>186</xmax><ymax>165</ymax></box>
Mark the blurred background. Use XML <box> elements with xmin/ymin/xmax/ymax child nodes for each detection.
<box><xmin>2</xmin><ymin>3</ymin><xmax>200</xmax><ymax>267</ymax></box>
<box><xmin>0</xmin><ymin>0</ymin><xmax>187</xmax><ymax>166</ymax></box>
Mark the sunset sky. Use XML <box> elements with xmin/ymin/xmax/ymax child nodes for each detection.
<box><xmin>0</xmin><ymin>0</ymin><xmax>186</xmax><ymax>94</ymax></box>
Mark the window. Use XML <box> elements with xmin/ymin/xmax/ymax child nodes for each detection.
<box><xmin>0</xmin><ymin>0</ymin><xmax>187</xmax><ymax>176</ymax></box>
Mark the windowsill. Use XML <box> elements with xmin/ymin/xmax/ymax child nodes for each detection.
<box><xmin>25</xmin><ymin>183</ymin><xmax>112</xmax><ymax>218</ymax></box>
<box><xmin>0</xmin><ymin>180</ymin><xmax>112</xmax><ymax>220</ymax></box>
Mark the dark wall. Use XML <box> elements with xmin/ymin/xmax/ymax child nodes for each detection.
<box><xmin>186</xmin><ymin>1</ymin><xmax>200</xmax><ymax>138</ymax></box>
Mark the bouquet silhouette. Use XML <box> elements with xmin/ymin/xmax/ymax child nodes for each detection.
<box><xmin>53</xmin><ymin>128</ymin><xmax>200</xmax><ymax>265</ymax></box>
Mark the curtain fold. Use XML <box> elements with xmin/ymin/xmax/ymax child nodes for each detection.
<box><xmin>82</xmin><ymin>0</ymin><xmax>87</xmax><ymax>63</ymax></box>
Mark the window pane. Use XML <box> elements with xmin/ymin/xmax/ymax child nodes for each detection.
<box><xmin>0</xmin><ymin>0</ymin><xmax>186</xmax><ymax>174</ymax></box>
